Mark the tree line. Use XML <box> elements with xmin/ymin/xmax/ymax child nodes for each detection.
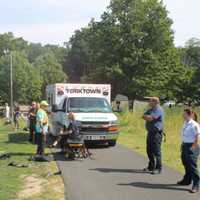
<box><xmin>0</xmin><ymin>0</ymin><xmax>200</xmax><ymax>104</ymax></box>
<box><xmin>0</xmin><ymin>32</ymin><xmax>67</xmax><ymax>104</ymax></box>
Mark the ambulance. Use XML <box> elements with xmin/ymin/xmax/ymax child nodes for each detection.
<box><xmin>46</xmin><ymin>84</ymin><xmax>119</xmax><ymax>146</ymax></box>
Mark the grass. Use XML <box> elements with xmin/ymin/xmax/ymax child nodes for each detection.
<box><xmin>1</xmin><ymin>107</ymin><xmax>199</xmax><ymax>198</ymax></box>
<box><xmin>0</xmin><ymin>119</ymin><xmax>64</xmax><ymax>200</ymax></box>
<box><xmin>118</xmin><ymin>107</ymin><xmax>200</xmax><ymax>173</ymax></box>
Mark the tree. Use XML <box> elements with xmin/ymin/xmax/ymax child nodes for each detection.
<box><xmin>0</xmin><ymin>32</ymin><xmax>69</xmax><ymax>103</ymax></box>
<box><xmin>179</xmin><ymin>38</ymin><xmax>200</xmax><ymax>104</ymax></box>
<box><xmin>0</xmin><ymin>32</ymin><xmax>28</xmax><ymax>57</ymax></box>
<box><xmin>65</xmin><ymin>0</ymin><xmax>189</xmax><ymax>100</ymax></box>
<box><xmin>0</xmin><ymin>32</ymin><xmax>14</xmax><ymax>57</ymax></box>
<box><xmin>0</xmin><ymin>51</ymin><xmax>42</xmax><ymax>103</ymax></box>
<box><xmin>27</xmin><ymin>43</ymin><xmax>45</xmax><ymax>63</ymax></box>
<box><xmin>26</xmin><ymin>67</ymin><xmax>43</xmax><ymax>102</ymax></box>
<box><xmin>64</xmin><ymin>28</ymin><xmax>93</xmax><ymax>82</ymax></box>
<box><xmin>34</xmin><ymin>53</ymin><xmax>68</xmax><ymax>96</ymax></box>
<box><xmin>44</xmin><ymin>44</ymin><xmax>68</xmax><ymax>65</ymax></box>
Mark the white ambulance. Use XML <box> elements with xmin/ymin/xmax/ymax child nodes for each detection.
<box><xmin>46</xmin><ymin>84</ymin><xmax>119</xmax><ymax>146</ymax></box>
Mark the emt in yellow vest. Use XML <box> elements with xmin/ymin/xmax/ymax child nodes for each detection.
<box><xmin>35</xmin><ymin>101</ymin><xmax>49</xmax><ymax>156</ymax></box>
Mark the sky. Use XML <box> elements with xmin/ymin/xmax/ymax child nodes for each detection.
<box><xmin>0</xmin><ymin>0</ymin><xmax>199</xmax><ymax>47</ymax></box>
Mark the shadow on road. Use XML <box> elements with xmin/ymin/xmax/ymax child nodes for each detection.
<box><xmin>52</xmin><ymin>151</ymin><xmax>80</xmax><ymax>162</ymax></box>
<box><xmin>52</xmin><ymin>152</ymin><xmax>67</xmax><ymax>161</ymax></box>
<box><xmin>118</xmin><ymin>182</ymin><xmax>189</xmax><ymax>192</ymax></box>
<box><xmin>89</xmin><ymin>168</ymin><xmax>150</xmax><ymax>174</ymax></box>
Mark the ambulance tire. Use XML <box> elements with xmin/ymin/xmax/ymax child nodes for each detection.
<box><xmin>108</xmin><ymin>140</ymin><xmax>117</xmax><ymax>147</ymax></box>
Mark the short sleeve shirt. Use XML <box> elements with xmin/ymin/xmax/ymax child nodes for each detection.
<box><xmin>35</xmin><ymin>109</ymin><xmax>49</xmax><ymax>133</ymax></box>
<box><xmin>182</xmin><ymin>119</ymin><xmax>200</xmax><ymax>143</ymax></box>
<box><xmin>145</xmin><ymin>106</ymin><xmax>164</xmax><ymax>132</ymax></box>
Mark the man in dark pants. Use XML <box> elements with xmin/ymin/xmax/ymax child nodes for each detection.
<box><xmin>28</xmin><ymin>102</ymin><xmax>37</xmax><ymax>143</ymax></box>
<box><xmin>142</xmin><ymin>97</ymin><xmax>164</xmax><ymax>175</ymax></box>
<box><xmin>177</xmin><ymin>109</ymin><xmax>200</xmax><ymax>193</ymax></box>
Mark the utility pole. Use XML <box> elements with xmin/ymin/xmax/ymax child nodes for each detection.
<box><xmin>3</xmin><ymin>49</ymin><xmax>14</xmax><ymax>123</ymax></box>
<box><xmin>10</xmin><ymin>52</ymin><xmax>14</xmax><ymax>123</ymax></box>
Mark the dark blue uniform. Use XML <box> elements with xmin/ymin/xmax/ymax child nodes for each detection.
<box><xmin>144</xmin><ymin>106</ymin><xmax>164</xmax><ymax>171</ymax></box>
<box><xmin>68</xmin><ymin>120</ymin><xmax>82</xmax><ymax>139</ymax></box>
<box><xmin>180</xmin><ymin>119</ymin><xmax>200</xmax><ymax>190</ymax></box>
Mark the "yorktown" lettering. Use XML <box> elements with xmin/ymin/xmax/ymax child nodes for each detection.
<box><xmin>66</xmin><ymin>88</ymin><xmax>101</xmax><ymax>94</ymax></box>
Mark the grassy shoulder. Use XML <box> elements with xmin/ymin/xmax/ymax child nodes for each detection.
<box><xmin>118</xmin><ymin>107</ymin><xmax>200</xmax><ymax>173</ymax></box>
<box><xmin>0</xmin><ymin>120</ymin><xmax>64</xmax><ymax>200</ymax></box>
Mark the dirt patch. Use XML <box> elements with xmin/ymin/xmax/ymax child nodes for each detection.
<box><xmin>50</xmin><ymin>178</ymin><xmax>64</xmax><ymax>194</ymax></box>
<box><xmin>17</xmin><ymin>175</ymin><xmax>45</xmax><ymax>200</ymax></box>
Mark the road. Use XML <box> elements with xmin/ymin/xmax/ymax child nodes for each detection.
<box><xmin>54</xmin><ymin>145</ymin><xmax>199</xmax><ymax>200</ymax></box>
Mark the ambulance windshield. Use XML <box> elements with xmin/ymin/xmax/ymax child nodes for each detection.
<box><xmin>67</xmin><ymin>97</ymin><xmax>112</xmax><ymax>113</ymax></box>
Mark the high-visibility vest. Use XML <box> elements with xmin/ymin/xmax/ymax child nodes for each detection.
<box><xmin>37</xmin><ymin>108</ymin><xmax>48</xmax><ymax>126</ymax></box>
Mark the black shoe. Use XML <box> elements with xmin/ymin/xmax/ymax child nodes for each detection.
<box><xmin>143</xmin><ymin>167</ymin><xmax>153</xmax><ymax>172</ymax></box>
<box><xmin>151</xmin><ymin>169</ymin><xmax>162</xmax><ymax>175</ymax></box>
<box><xmin>177</xmin><ymin>180</ymin><xmax>191</xmax><ymax>186</ymax></box>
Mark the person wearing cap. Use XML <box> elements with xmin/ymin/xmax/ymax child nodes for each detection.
<box><xmin>177</xmin><ymin>109</ymin><xmax>200</xmax><ymax>193</ymax></box>
<box><xmin>142</xmin><ymin>97</ymin><xmax>164</xmax><ymax>175</ymax></box>
<box><xmin>28</xmin><ymin>102</ymin><xmax>37</xmax><ymax>143</ymax></box>
<box><xmin>35</xmin><ymin>100</ymin><xmax>49</xmax><ymax>157</ymax></box>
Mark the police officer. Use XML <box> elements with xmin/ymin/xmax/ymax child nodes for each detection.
<box><xmin>142</xmin><ymin>97</ymin><xmax>164</xmax><ymax>175</ymax></box>
<box><xmin>177</xmin><ymin>109</ymin><xmax>200</xmax><ymax>193</ymax></box>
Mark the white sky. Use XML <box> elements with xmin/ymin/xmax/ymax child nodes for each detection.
<box><xmin>0</xmin><ymin>0</ymin><xmax>199</xmax><ymax>46</ymax></box>
<box><xmin>164</xmin><ymin>0</ymin><xmax>200</xmax><ymax>47</ymax></box>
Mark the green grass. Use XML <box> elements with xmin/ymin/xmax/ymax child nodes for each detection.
<box><xmin>1</xmin><ymin>107</ymin><xmax>199</xmax><ymax>198</ymax></box>
<box><xmin>118</xmin><ymin>107</ymin><xmax>200</xmax><ymax>173</ymax></box>
<box><xmin>0</xmin><ymin>119</ymin><xmax>64</xmax><ymax>200</ymax></box>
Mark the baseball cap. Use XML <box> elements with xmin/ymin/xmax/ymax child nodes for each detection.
<box><xmin>40</xmin><ymin>100</ymin><xmax>49</xmax><ymax>107</ymax></box>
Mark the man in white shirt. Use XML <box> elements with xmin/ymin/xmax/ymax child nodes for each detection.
<box><xmin>177</xmin><ymin>109</ymin><xmax>200</xmax><ymax>193</ymax></box>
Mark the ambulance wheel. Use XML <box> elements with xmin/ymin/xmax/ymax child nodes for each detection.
<box><xmin>108</xmin><ymin>140</ymin><xmax>117</xmax><ymax>147</ymax></box>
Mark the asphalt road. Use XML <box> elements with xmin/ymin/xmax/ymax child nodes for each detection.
<box><xmin>54</xmin><ymin>145</ymin><xmax>199</xmax><ymax>200</ymax></box>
